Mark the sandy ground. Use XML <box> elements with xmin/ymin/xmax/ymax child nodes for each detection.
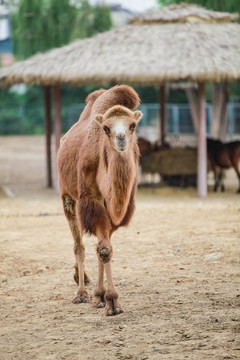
<box><xmin>0</xmin><ymin>136</ymin><xmax>240</xmax><ymax>360</ymax></box>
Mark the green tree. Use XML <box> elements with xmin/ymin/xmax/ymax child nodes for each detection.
<box><xmin>10</xmin><ymin>0</ymin><xmax>112</xmax><ymax>60</ymax></box>
<box><xmin>42</xmin><ymin>0</ymin><xmax>76</xmax><ymax>51</ymax></box>
<box><xmin>71</xmin><ymin>0</ymin><xmax>94</xmax><ymax>39</ymax></box>
<box><xmin>71</xmin><ymin>1</ymin><xmax>112</xmax><ymax>40</ymax></box>
<box><xmin>93</xmin><ymin>5</ymin><xmax>112</xmax><ymax>34</ymax></box>
<box><xmin>11</xmin><ymin>0</ymin><xmax>44</xmax><ymax>58</ymax></box>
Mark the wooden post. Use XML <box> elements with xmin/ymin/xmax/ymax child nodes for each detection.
<box><xmin>198</xmin><ymin>82</ymin><xmax>207</xmax><ymax>198</ymax></box>
<box><xmin>54</xmin><ymin>85</ymin><xmax>62</xmax><ymax>193</ymax></box>
<box><xmin>219</xmin><ymin>83</ymin><xmax>228</xmax><ymax>140</ymax></box>
<box><xmin>212</xmin><ymin>83</ymin><xmax>228</xmax><ymax>139</ymax></box>
<box><xmin>185</xmin><ymin>88</ymin><xmax>199</xmax><ymax>134</ymax></box>
<box><xmin>159</xmin><ymin>84</ymin><xmax>166</xmax><ymax>145</ymax></box>
<box><xmin>44</xmin><ymin>86</ymin><xmax>52</xmax><ymax>188</ymax></box>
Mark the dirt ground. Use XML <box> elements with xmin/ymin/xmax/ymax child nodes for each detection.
<box><xmin>0</xmin><ymin>136</ymin><xmax>240</xmax><ymax>360</ymax></box>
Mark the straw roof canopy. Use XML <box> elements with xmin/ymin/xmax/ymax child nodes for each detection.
<box><xmin>130</xmin><ymin>3</ymin><xmax>238</xmax><ymax>24</ymax></box>
<box><xmin>1</xmin><ymin>4</ymin><xmax>240</xmax><ymax>87</ymax></box>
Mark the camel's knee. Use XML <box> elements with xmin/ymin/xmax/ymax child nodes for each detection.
<box><xmin>97</xmin><ymin>241</ymin><xmax>112</xmax><ymax>263</ymax></box>
<box><xmin>63</xmin><ymin>195</ymin><xmax>76</xmax><ymax>218</ymax></box>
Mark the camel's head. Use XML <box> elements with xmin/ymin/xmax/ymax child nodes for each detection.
<box><xmin>95</xmin><ymin>105</ymin><xmax>143</xmax><ymax>153</ymax></box>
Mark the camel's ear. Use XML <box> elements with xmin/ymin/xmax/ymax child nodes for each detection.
<box><xmin>95</xmin><ymin>114</ymin><xmax>103</xmax><ymax>125</ymax></box>
<box><xmin>133</xmin><ymin>110</ymin><xmax>143</xmax><ymax>123</ymax></box>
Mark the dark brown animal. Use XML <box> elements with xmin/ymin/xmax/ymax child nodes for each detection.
<box><xmin>137</xmin><ymin>137</ymin><xmax>154</xmax><ymax>156</ymax></box>
<box><xmin>57</xmin><ymin>85</ymin><xmax>142</xmax><ymax>316</ymax></box>
<box><xmin>207</xmin><ymin>138</ymin><xmax>240</xmax><ymax>193</ymax></box>
<box><xmin>138</xmin><ymin>137</ymin><xmax>170</xmax><ymax>156</ymax></box>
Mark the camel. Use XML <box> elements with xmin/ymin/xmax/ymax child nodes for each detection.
<box><xmin>207</xmin><ymin>138</ymin><xmax>240</xmax><ymax>193</ymax></box>
<box><xmin>57</xmin><ymin>85</ymin><xmax>142</xmax><ymax>316</ymax></box>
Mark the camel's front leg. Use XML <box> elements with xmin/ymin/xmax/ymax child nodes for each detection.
<box><xmin>92</xmin><ymin>259</ymin><xmax>106</xmax><ymax>308</ymax></box>
<box><xmin>95</xmin><ymin>229</ymin><xmax>123</xmax><ymax>315</ymax></box>
<box><xmin>104</xmin><ymin>262</ymin><xmax>123</xmax><ymax>316</ymax></box>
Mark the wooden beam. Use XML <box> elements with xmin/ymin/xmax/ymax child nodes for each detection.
<box><xmin>159</xmin><ymin>84</ymin><xmax>167</xmax><ymax>144</ymax></box>
<box><xmin>197</xmin><ymin>82</ymin><xmax>207</xmax><ymax>198</ymax></box>
<box><xmin>54</xmin><ymin>85</ymin><xmax>62</xmax><ymax>193</ymax></box>
<box><xmin>44</xmin><ymin>86</ymin><xmax>52</xmax><ymax>188</ymax></box>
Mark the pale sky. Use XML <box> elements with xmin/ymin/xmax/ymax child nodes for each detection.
<box><xmin>92</xmin><ymin>0</ymin><xmax>158</xmax><ymax>12</ymax></box>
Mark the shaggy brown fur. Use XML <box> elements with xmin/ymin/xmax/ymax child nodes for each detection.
<box><xmin>207</xmin><ymin>138</ymin><xmax>240</xmax><ymax>193</ymax></box>
<box><xmin>57</xmin><ymin>85</ymin><xmax>142</xmax><ymax>316</ymax></box>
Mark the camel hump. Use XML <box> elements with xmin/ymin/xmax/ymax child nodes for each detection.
<box><xmin>86</xmin><ymin>89</ymin><xmax>107</xmax><ymax>104</ymax></box>
<box><xmin>92</xmin><ymin>85</ymin><xmax>140</xmax><ymax>117</ymax></box>
<box><xmin>110</xmin><ymin>85</ymin><xmax>140</xmax><ymax>110</ymax></box>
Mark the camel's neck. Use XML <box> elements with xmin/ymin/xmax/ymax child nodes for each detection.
<box><xmin>110</xmin><ymin>148</ymin><xmax>135</xmax><ymax>182</ymax></box>
<box><xmin>98</xmin><ymin>142</ymin><xmax>138</xmax><ymax>226</ymax></box>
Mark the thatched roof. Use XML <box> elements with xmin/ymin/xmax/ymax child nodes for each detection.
<box><xmin>129</xmin><ymin>3</ymin><xmax>238</xmax><ymax>24</ymax></box>
<box><xmin>1</xmin><ymin>4</ymin><xmax>240</xmax><ymax>87</ymax></box>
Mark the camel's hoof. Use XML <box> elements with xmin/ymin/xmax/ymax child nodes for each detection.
<box><xmin>72</xmin><ymin>295</ymin><xmax>90</xmax><ymax>304</ymax></box>
<box><xmin>105</xmin><ymin>307</ymin><xmax>123</xmax><ymax>316</ymax></box>
<box><xmin>106</xmin><ymin>309</ymin><xmax>114</xmax><ymax>316</ymax></box>
<box><xmin>115</xmin><ymin>307</ymin><xmax>123</xmax><ymax>315</ymax></box>
<box><xmin>97</xmin><ymin>301</ymin><xmax>106</xmax><ymax>308</ymax></box>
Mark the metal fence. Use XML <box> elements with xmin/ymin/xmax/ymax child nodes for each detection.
<box><xmin>139</xmin><ymin>103</ymin><xmax>240</xmax><ymax>137</ymax></box>
<box><xmin>0</xmin><ymin>102</ymin><xmax>239</xmax><ymax>137</ymax></box>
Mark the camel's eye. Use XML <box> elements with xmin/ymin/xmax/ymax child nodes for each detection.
<box><xmin>129</xmin><ymin>123</ymin><xmax>136</xmax><ymax>132</ymax></box>
<box><xmin>103</xmin><ymin>126</ymin><xmax>110</xmax><ymax>136</ymax></box>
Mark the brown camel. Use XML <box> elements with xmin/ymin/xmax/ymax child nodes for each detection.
<box><xmin>57</xmin><ymin>85</ymin><xmax>142</xmax><ymax>316</ymax></box>
<box><xmin>207</xmin><ymin>138</ymin><xmax>240</xmax><ymax>193</ymax></box>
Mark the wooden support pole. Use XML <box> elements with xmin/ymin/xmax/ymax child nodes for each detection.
<box><xmin>197</xmin><ymin>82</ymin><xmax>207</xmax><ymax>198</ymax></box>
<box><xmin>159</xmin><ymin>84</ymin><xmax>166</xmax><ymax>145</ymax></box>
<box><xmin>185</xmin><ymin>88</ymin><xmax>199</xmax><ymax>134</ymax></box>
<box><xmin>54</xmin><ymin>85</ymin><xmax>62</xmax><ymax>193</ymax></box>
<box><xmin>219</xmin><ymin>83</ymin><xmax>228</xmax><ymax>140</ymax></box>
<box><xmin>44</xmin><ymin>86</ymin><xmax>52</xmax><ymax>188</ymax></box>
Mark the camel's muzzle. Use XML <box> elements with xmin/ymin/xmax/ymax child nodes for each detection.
<box><xmin>115</xmin><ymin>139</ymin><xmax>128</xmax><ymax>152</ymax></box>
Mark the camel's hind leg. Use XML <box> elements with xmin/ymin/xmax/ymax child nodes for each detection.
<box><xmin>218</xmin><ymin>169</ymin><xmax>225</xmax><ymax>192</ymax></box>
<box><xmin>213</xmin><ymin>169</ymin><xmax>219</xmax><ymax>192</ymax></box>
<box><xmin>63</xmin><ymin>195</ymin><xmax>90</xmax><ymax>304</ymax></box>
<box><xmin>74</xmin><ymin>263</ymin><xmax>90</xmax><ymax>285</ymax></box>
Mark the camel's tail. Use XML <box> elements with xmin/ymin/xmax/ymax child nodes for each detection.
<box><xmin>91</xmin><ymin>85</ymin><xmax>140</xmax><ymax>117</ymax></box>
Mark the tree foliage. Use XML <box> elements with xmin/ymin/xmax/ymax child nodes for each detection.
<box><xmin>10</xmin><ymin>0</ymin><xmax>113</xmax><ymax>60</ymax></box>
<box><xmin>71</xmin><ymin>1</ymin><xmax>112</xmax><ymax>40</ymax></box>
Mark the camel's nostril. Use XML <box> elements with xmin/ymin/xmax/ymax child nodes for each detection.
<box><xmin>117</xmin><ymin>133</ymin><xmax>126</xmax><ymax>141</ymax></box>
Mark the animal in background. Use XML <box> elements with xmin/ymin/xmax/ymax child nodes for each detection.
<box><xmin>207</xmin><ymin>138</ymin><xmax>240</xmax><ymax>193</ymax></box>
<box><xmin>57</xmin><ymin>85</ymin><xmax>142</xmax><ymax>316</ymax></box>
<box><xmin>137</xmin><ymin>137</ymin><xmax>170</xmax><ymax>156</ymax></box>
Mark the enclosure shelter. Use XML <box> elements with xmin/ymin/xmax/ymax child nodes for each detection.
<box><xmin>0</xmin><ymin>3</ymin><xmax>240</xmax><ymax>196</ymax></box>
